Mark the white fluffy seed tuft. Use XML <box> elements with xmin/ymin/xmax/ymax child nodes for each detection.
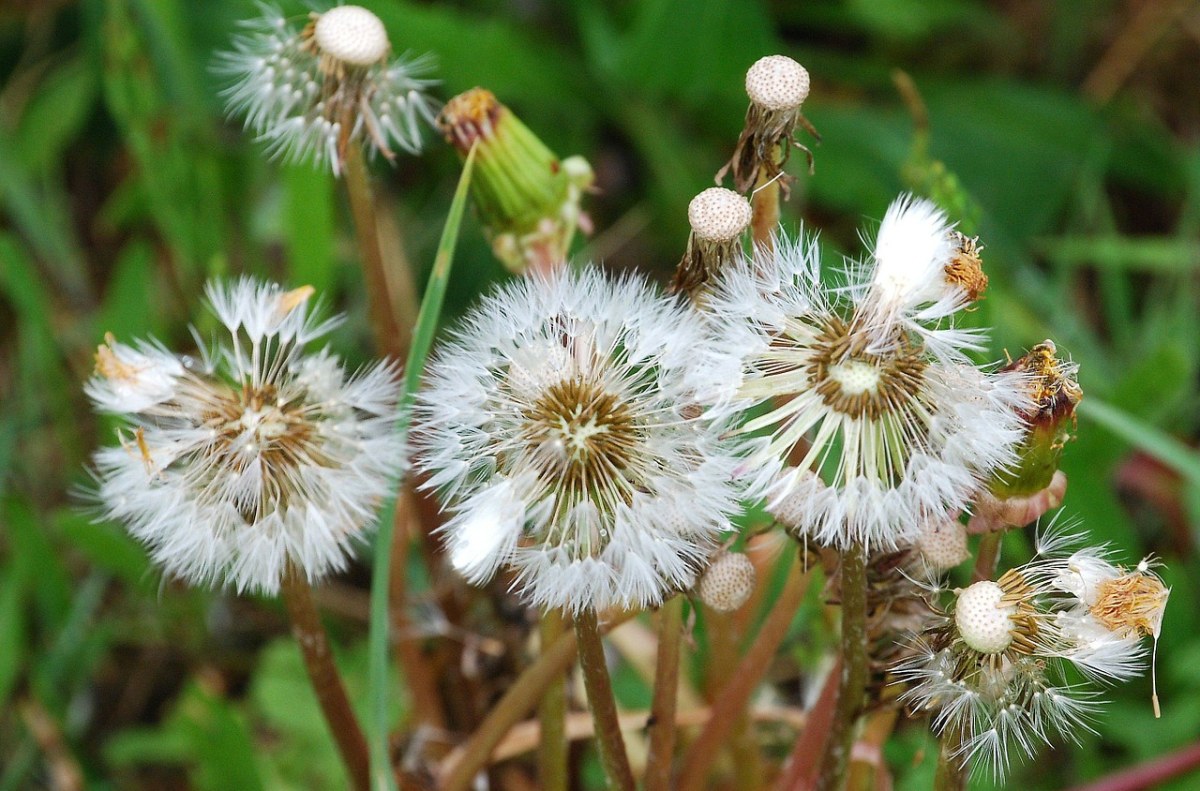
<box><xmin>745</xmin><ymin>55</ymin><xmax>810</xmax><ymax>111</ymax></box>
<box><xmin>915</xmin><ymin>516</ymin><xmax>970</xmax><ymax>570</ymax></box>
<box><xmin>315</xmin><ymin>6</ymin><xmax>389</xmax><ymax>66</ymax></box>
<box><xmin>688</xmin><ymin>188</ymin><xmax>751</xmax><ymax>242</ymax></box>
<box><xmin>698</xmin><ymin>552</ymin><xmax>756</xmax><ymax>612</ymax></box>
<box><xmin>955</xmin><ymin>581</ymin><xmax>1017</xmax><ymax>654</ymax></box>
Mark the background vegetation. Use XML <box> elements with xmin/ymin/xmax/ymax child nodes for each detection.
<box><xmin>1</xmin><ymin>0</ymin><xmax>1198</xmax><ymax>788</ymax></box>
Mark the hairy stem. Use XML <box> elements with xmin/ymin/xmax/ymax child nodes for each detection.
<box><xmin>678</xmin><ymin>555</ymin><xmax>810</xmax><ymax>791</ymax></box>
<box><xmin>575</xmin><ymin>608</ymin><xmax>636</xmax><ymax>791</ymax></box>
<box><xmin>344</xmin><ymin>145</ymin><xmax>405</xmax><ymax>358</ymax></box>
<box><xmin>813</xmin><ymin>541</ymin><xmax>869</xmax><ymax>791</ymax></box>
<box><xmin>281</xmin><ymin>566</ymin><xmax>371</xmax><ymax>791</ymax></box>
<box><xmin>538</xmin><ymin>610</ymin><xmax>568</xmax><ymax>791</ymax></box>
<box><xmin>645</xmin><ymin>595</ymin><xmax>685</xmax><ymax>791</ymax></box>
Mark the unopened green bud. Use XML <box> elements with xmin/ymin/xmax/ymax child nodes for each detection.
<box><xmin>438</xmin><ymin>88</ymin><xmax>593</xmax><ymax>274</ymax></box>
<box><xmin>990</xmin><ymin>340</ymin><xmax>1081</xmax><ymax>498</ymax></box>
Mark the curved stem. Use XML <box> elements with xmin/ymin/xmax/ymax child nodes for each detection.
<box><xmin>575</xmin><ymin>608</ymin><xmax>636</xmax><ymax>791</ymax></box>
<box><xmin>972</xmin><ymin>531</ymin><xmax>1002</xmax><ymax>582</ymax></box>
<box><xmin>645</xmin><ymin>595</ymin><xmax>684</xmax><ymax>791</ymax></box>
<box><xmin>813</xmin><ymin>541</ymin><xmax>869</xmax><ymax>791</ymax></box>
<box><xmin>281</xmin><ymin>566</ymin><xmax>370</xmax><ymax>791</ymax></box>
<box><xmin>538</xmin><ymin>611</ymin><xmax>568</xmax><ymax>791</ymax></box>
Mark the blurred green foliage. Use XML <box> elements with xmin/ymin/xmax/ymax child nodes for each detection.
<box><xmin>1</xmin><ymin>0</ymin><xmax>1198</xmax><ymax>788</ymax></box>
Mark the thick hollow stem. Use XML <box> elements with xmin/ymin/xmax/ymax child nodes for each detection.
<box><xmin>813</xmin><ymin>541</ymin><xmax>869</xmax><ymax>791</ymax></box>
<box><xmin>678</xmin><ymin>556</ymin><xmax>810</xmax><ymax>791</ymax></box>
<box><xmin>750</xmin><ymin>174</ymin><xmax>781</xmax><ymax>251</ymax></box>
<box><xmin>538</xmin><ymin>610</ymin><xmax>569</xmax><ymax>791</ymax></box>
<box><xmin>645</xmin><ymin>595</ymin><xmax>685</xmax><ymax>791</ymax></box>
<box><xmin>343</xmin><ymin>145</ymin><xmax>405</xmax><ymax>359</ymax></box>
<box><xmin>281</xmin><ymin>566</ymin><xmax>371</xmax><ymax>791</ymax></box>
<box><xmin>575</xmin><ymin>608</ymin><xmax>636</xmax><ymax>791</ymax></box>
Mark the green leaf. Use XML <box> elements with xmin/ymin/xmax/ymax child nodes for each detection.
<box><xmin>1078</xmin><ymin>399</ymin><xmax>1200</xmax><ymax>486</ymax></box>
<box><xmin>0</xmin><ymin>570</ymin><xmax>26</xmax><ymax>705</ymax></box>
<box><xmin>56</xmin><ymin>511</ymin><xmax>152</xmax><ymax>590</ymax></box>
<box><xmin>13</xmin><ymin>55</ymin><xmax>99</xmax><ymax>172</ymax></box>
<box><xmin>1036</xmin><ymin>235</ymin><xmax>1200</xmax><ymax>273</ymax></box>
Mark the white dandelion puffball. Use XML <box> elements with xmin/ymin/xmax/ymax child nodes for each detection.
<box><xmin>314</xmin><ymin>5</ymin><xmax>389</xmax><ymax>66</ymax></box>
<box><xmin>86</xmin><ymin>278</ymin><xmax>405</xmax><ymax>595</ymax></box>
<box><xmin>217</xmin><ymin>4</ymin><xmax>437</xmax><ymax>175</ymax></box>
<box><xmin>706</xmin><ymin>218</ymin><xmax>1030</xmax><ymax>550</ymax></box>
<box><xmin>688</xmin><ymin>188</ymin><xmax>752</xmax><ymax>242</ymax></box>
<box><xmin>745</xmin><ymin>55</ymin><xmax>810</xmax><ymax>111</ymax></box>
<box><xmin>414</xmin><ymin>268</ymin><xmax>744</xmax><ymax>614</ymax></box>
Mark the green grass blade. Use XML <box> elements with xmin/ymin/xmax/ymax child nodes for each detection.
<box><xmin>367</xmin><ymin>144</ymin><xmax>477</xmax><ymax>791</ymax></box>
<box><xmin>1078</xmin><ymin>398</ymin><xmax>1200</xmax><ymax>484</ymax></box>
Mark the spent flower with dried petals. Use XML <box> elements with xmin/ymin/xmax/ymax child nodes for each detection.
<box><xmin>414</xmin><ymin>268</ymin><xmax>743</xmax><ymax>614</ymax></box>
<box><xmin>86</xmin><ymin>279</ymin><xmax>405</xmax><ymax>594</ymax></box>
<box><xmin>218</xmin><ymin>3</ymin><xmax>437</xmax><ymax>175</ymax></box>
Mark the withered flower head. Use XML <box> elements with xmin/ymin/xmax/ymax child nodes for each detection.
<box><xmin>438</xmin><ymin>87</ymin><xmax>593</xmax><ymax>275</ymax></box>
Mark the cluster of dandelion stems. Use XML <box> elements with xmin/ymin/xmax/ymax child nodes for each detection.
<box><xmin>83</xmin><ymin>8</ymin><xmax>1174</xmax><ymax>791</ymax></box>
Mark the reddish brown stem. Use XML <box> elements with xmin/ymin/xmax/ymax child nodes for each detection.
<box><xmin>775</xmin><ymin>657</ymin><xmax>842</xmax><ymax>791</ymax></box>
<box><xmin>1066</xmin><ymin>741</ymin><xmax>1200</xmax><ymax>791</ymax></box>
<box><xmin>575</xmin><ymin>608</ymin><xmax>636</xmax><ymax>791</ymax></box>
<box><xmin>645</xmin><ymin>595</ymin><xmax>684</xmax><ymax>791</ymax></box>
<box><xmin>281</xmin><ymin>566</ymin><xmax>371</xmax><ymax>791</ymax></box>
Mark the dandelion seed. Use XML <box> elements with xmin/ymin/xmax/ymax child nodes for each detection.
<box><xmin>414</xmin><ymin>268</ymin><xmax>744</xmax><ymax>614</ymax></box>
<box><xmin>217</xmin><ymin>3</ymin><xmax>437</xmax><ymax>175</ymax></box>
<box><xmin>86</xmin><ymin>278</ymin><xmax>405</xmax><ymax>595</ymax></box>
<box><xmin>697</xmin><ymin>551</ymin><xmax>756</xmax><ymax>613</ymax></box>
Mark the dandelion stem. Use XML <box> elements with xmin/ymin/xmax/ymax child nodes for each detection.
<box><xmin>934</xmin><ymin>728</ymin><xmax>966</xmax><ymax>791</ymax></box>
<box><xmin>438</xmin><ymin>610</ymin><xmax>636</xmax><ymax>791</ymax></box>
<box><xmin>973</xmin><ymin>531</ymin><xmax>1003</xmax><ymax>581</ymax></box>
<box><xmin>645</xmin><ymin>595</ymin><xmax>685</xmax><ymax>791</ymax></box>
<box><xmin>751</xmin><ymin>169</ymin><xmax>781</xmax><ymax>251</ymax></box>
<box><xmin>678</xmin><ymin>553</ymin><xmax>809</xmax><ymax>791</ymax></box>
<box><xmin>538</xmin><ymin>610</ymin><xmax>569</xmax><ymax>791</ymax></box>
<box><xmin>575</xmin><ymin>607</ymin><xmax>636</xmax><ymax>791</ymax></box>
<box><xmin>281</xmin><ymin>565</ymin><xmax>371</xmax><ymax>791</ymax></box>
<box><xmin>344</xmin><ymin>145</ymin><xmax>405</xmax><ymax>358</ymax></box>
<box><xmin>814</xmin><ymin>541</ymin><xmax>869</xmax><ymax>791</ymax></box>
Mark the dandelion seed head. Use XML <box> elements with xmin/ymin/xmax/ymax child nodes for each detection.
<box><xmin>697</xmin><ymin>551</ymin><xmax>756</xmax><ymax>612</ymax></box>
<box><xmin>313</xmin><ymin>5</ymin><xmax>388</xmax><ymax>66</ymax></box>
<box><xmin>86</xmin><ymin>278</ymin><xmax>404</xmax><ymax>595</ymax></box>
<box><xmin>956</xmin><ymin>581</ymin><xmax>1018</xmax><ymax>654</ymax></box>
<box><xmin>915</xmin><ymin>516</ymin><xmax>970</xmax><ymax>570</ymax></box>
<box><xmin>745</xmin><ymin>55</ymin><xmax>810</xmax><ymax>111</ymax></box>
<box><xmin>688</xmin><ymin>187</ymin><xmax>751</xmax><ymax>242</ymax></box>
<box><xmin>415</xmin><ymin>268</ymin><xmax>744</xmax><ymax>613</ymax></box>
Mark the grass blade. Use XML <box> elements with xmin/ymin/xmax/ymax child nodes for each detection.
<box><xmin>367</xmin><ymin>144</ymin><xmax>478</xmax><ymax>790</ymax></box>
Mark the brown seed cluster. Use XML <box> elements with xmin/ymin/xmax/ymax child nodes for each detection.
<box><xmin>1004</xmin><ymin>340</ymin><xmax>1083</xmax><ymax>425</ymax></box>
<box><xmin>805</xmin><ymin>318</ymin><xmax>927</xmax><ymax>420</ymax></box>
<box><xmin>437</xmin><ymin>87</ymin><xmax>504</xmax><ymax>153</ymax></box>
<box><xmin>521</xmin><ymin>376</ymin><xmax>641</xmax><ymax>508</ymax></box>
<box><xmin>1090</xmin><ymin>570</ymin><xmax>1169</xmax><ymax>638</ymax></box>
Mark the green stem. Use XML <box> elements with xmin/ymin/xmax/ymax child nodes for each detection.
<box><xmin>538</xmin><ymin>611</ymin><xmax>568</xmax><ymax>791</ymax></box>
<box><xmin>575</xmin><ymin>608</ymin><xmax>636</xmax><ymax>791</ymax></box>
<box><xmin>645</xmin><ymin>596</ymin><xmax>684</xmax><ymax>791</ymax></box>
<box><xmin>934</xmin><ymin>729</ymin><xmax>966</xmax><ymax>791</ymax></box>
<box><xmin>281</xmin><ymin>566</ymin><xmax>370</xmax><ymax>791</ymax></box>
<box><xmin>813</xmin><ymin>541</ymin><xmax>869</xmax><ymax>791</ymax></box>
